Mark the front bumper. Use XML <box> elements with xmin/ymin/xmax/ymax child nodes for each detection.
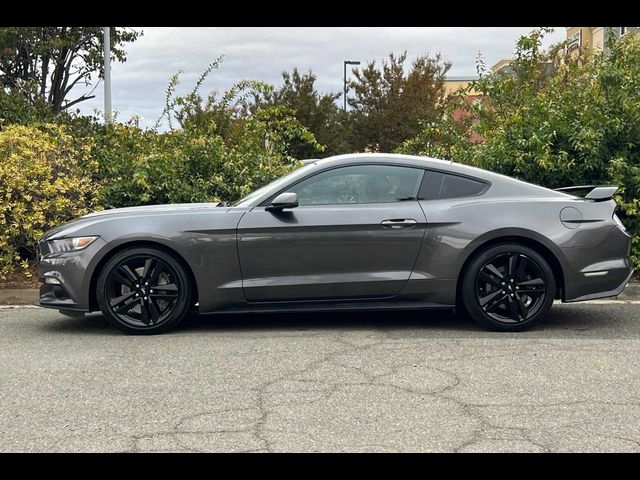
<box><xmin>37</xmin><ymin>237</ymin><xmax>107</xmax><ymax>312</ymax></box>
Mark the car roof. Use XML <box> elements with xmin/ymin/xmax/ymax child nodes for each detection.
<box><xmin>309</xmin><ymin>153</ymin><xmax>569</xmax><ymax>199</ymax></box>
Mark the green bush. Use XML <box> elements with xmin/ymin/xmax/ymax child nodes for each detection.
<box><xmin>399</xmin><ymin>29</ymin><xmax>640</xmax><ymax>268</ymax></box>
<box><xmin>0</xmin><ymin>124</ymin><xmax>100</xmax><ymax>279</ymax></box>
<box><xmin>91</xmin><ymin>70</ymin><xmax>321</xmax><ymax>208</ymax></box>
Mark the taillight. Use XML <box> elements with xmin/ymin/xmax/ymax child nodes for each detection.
<box><xmin>613</xmin><ymin>213</ymin><xmax>627</xmax><ymax>231</ymax></box>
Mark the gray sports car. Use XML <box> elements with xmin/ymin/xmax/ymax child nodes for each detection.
<box><xmin>37</xmin><ymin>153</ymin><xmax>634</xmax><ymax>334</ymax></box>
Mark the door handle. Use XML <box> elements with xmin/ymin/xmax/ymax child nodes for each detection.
<box><xmin>381</xmin><ymin>218</ymin><xmax>417</xmax><ymax>229</ymax></box>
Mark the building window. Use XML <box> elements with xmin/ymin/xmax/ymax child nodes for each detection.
<box><xmin>567</xmin><ymin>30</ymin><xmax>582</xmax><ymax>52</ymax></box>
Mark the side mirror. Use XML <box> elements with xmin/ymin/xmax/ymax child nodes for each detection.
<box><xmin>265</xmin><ymin>192</ymin><xmax>299</xmax><ymax>212</ymax></box>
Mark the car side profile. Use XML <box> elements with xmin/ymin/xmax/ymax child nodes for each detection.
<box><xmin>37</xmin><ymin>153</ymin><xmax>634</xmax><ymax>334</ymax></box>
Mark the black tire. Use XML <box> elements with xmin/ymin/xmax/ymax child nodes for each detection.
<box><xmin>96</xmin><ymin>247</ymin><xmax>192</xmax><ymax>335</ymax></box>
<box><xmin>461</xmin><ymin>243</ymin><xmax>556</xmax><ymax>332</ymax></box>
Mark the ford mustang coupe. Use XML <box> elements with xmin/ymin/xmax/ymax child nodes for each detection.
<box><xmin>37</xmin><ymin>153</ymin><xmax>634</xmax><ymax>334</ymax></box>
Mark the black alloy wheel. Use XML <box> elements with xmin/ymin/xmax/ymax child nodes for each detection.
<box><xmin>461</xmin><ymin>243</ymin><xmax>556</xmax><ymax>332</ymax></box>
<box><xmin>97</xmin><ymin>247</ymin><xmax>192</xmax><ymax>334</ymax></box>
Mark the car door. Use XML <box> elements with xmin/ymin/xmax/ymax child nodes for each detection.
<box><xmin>236</xmin><ymin>164</ymin><xmax>428</xmax><ymax>302</ymax></box>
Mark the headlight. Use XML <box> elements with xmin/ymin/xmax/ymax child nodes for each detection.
<box><xmin>613</xmin><ymin>213</ymin><xmax>627</xmax><ymax>231</ymax></box>
<box><xmin>48</xmin><ymin>236</ymin><xmax>98</xmax><ymax>253</ymax></box>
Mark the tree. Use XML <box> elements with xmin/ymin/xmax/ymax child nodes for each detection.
<box><xmin>254</xmin><ymin>68</ymin><xmax>344</xmax><ymax>158</ymax></box>
<box><xmin>91</xmin><ymin>63</ymin><xmax>323</xmax><ymax>208</ymax></box>
<box><xmin>399</xmin><ymin>28</ymin><xmax>640</xmax><ymax>268</ymax></box>
<box><xmin>347</xmin><ymin>51</ymin><xmax>451</xmax><ymax>152</ymax></box>
<box><xmin>0</xmin><ymin>27</ymin><xmax>141</xmax><ymax>114</ymax></box>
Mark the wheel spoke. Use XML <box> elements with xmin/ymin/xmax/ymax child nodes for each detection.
<box><xmin>479</xmin><ymin>271</ymin><xmax>501</xmax><ymax>288</ymax></box>
<box><xmin>140</xmin><ymin>300</ymin><xmax>150</xmax><ymax>325</ymax></box>
<box><xmin>152</xmin><ymin>283</ymin><xmax>178</xmax><ymax>293</ymax></box>
<box><xmin>114</xmin><ymin>296</ymin><xmax>140</xmax><ymax>315</ymax></box>
<box><xmin>518</xmin><ymin>278</ymin><xmax>545</xmax><ymax>287</ymax></box>
<box><xmin>149</xmin><ymin>293</ymin><xmax>178</xmax><ymax>301</ymax></box>
<box><xmin>122</xmin><ymin>264</ymin><xmax>140</xmax><ymax>282</ymax></box>
<box><xmin>112</xmin><ymin>268</ymin><xmax>134</xmax><ymax>288</ymax></box>
<box><xmin>484</xmin><ymin>263</ymin><xmax>504</xmax><ymax>280</ymax></box>
<box><xmin>110</xmin><ymin>292</ymin><xmax>135</xmax><ymax>310</ymax></box>
<box><xmin>508</xmin><ymin>254</ymin><xmax>520</xmax><ymax>276</ymax></box>
<box><xmin>148</xmin><ymin>298</ymin><xmax>161</xmax><ymax>323</ymax></box>
<box><xmin>517</xmin><ymin>288</ymin><xmax>546</xmax><ymax>296</ymax></box>
<box><xmin>479</xmin><ymin>289</ymin><xmax>504</xmax><ymax>307</ymax></box>
<box><xmin>142</xmin><ymin>258</ymin><xmax>156</xmax><ymax>281</ymax></box>
<box><xmin>507</xmin><ymin>296</ymin><xmax>520</xmax><ymax>321</ymax></box>
<box><xmin>485</xmin><ymin>293</ymin><xmax>508</xmax><ymax>313</ymax></box>
<box><xmin>515</xmin><ymin>255</ymin><xmax>528</xmax><ymax>281</ymax></box>
<box><xmin>515</xmin><ymin>294</ymin><xmax>528</xmax><ymax>320</ymax></box>
<box><xmin>148</xmin><ymin>261</ymin><xmax>168</xmax><ymax>286</ymax></box>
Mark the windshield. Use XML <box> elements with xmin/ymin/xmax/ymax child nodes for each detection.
<box><xmin>233</xmin><ymin>162</ymin><xmax>318</xmax><ymax>207</ymax></box>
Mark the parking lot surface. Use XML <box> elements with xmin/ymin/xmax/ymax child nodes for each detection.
<box><xmin>1</xmin><ymin>302</ymin><xmax>640</xmax><ymax>452</ymax></box>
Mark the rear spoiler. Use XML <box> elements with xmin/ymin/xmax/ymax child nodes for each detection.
<box><xmin>554</xmin><ymin>185</ymin><xmax>618</xmax><ymax>202</ymax></box>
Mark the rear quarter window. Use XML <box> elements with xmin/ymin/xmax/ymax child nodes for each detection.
<box><xmin>418</xmin><ymin>170</ymin><xmax>487</xmax><ymax>200</ymax></box>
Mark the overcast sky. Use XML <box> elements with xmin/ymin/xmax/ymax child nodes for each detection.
<box><xmin>73</xmin><ymin>27</ymin><xmax>565</xmax><ymax>130</ymax></box>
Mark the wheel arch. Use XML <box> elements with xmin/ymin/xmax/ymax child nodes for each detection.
<box><xmin>456</xmin><ymin>232</ymin><xmax>566</xmax><ymax>303</ymax></box>
<box><xmin>87</xmin><ymin>240</ymin><xmax>199</xmax><ymax>311</ymax></box>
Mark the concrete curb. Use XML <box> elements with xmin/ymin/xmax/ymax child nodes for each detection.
<box><xmin>1</xmin><ymin>283</ymin><xmax>639</xmax><ymax>306</ymax></box>
<box><xmin>0</xmin><ymin>289</ymin><xmax>39</xmax><ymax>306</ymax></box>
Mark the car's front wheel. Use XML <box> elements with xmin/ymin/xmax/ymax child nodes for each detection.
<box><xmin>96</xmin><ymin>247</ymin><xmax>192</xmax><ymax>334</ymax></box>
<box><xmin>461</xmin><ymin>243</ymin><xmax>556</xmax><ymax>332</ymax></box>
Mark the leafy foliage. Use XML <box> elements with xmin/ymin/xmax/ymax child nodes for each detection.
<box><xmin>0</xmin><ymin>29</ymin><xmax>639</xmax><ymax>276</ymax></box>
<box><xmin>398</xmin><ymin>28</ymin><xmax>640</xmax><ymax>267</ymax></box>
<box><xmin>93</xmin><ymin>65</ymin><xmax>322</xmax><ymax>208</ymax></box>
<box><xmin>0</xmin><ymin>27</ymin><xmax>141</xmax><ymax>113</ymax></box>
<box><xmin>254</xmin><ymin>68</ymin><xmax>344</xmax><ymax>158</ymax></box>
<box><xmin>0</xmin><ymin>124</ymin><xmax>100</xmax><ymax>279</ymax></box>
<box><xmin>348</xmin><ymin>51</ymin><xmax>451</xmax><ymax>152</ymax></box>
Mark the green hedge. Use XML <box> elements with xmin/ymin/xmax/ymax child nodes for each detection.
<box><xmin>399</xmin><ymin>29</ymin><xmax>640</xmax><ymax>268</ymax></box>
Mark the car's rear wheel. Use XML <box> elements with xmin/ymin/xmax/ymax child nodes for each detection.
<box><xmin>96</xmin><ymin>247</ymin><xmax>192</xmax><ymax>334</ymax></box>
<box><xmin>461</xmin><ymin>243</ymin><xmax>556</xmax><ymax>332</ymax></box>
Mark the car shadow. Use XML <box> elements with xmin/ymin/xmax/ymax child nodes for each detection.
<box><xmin>36</xmin><ymin>303</ymin><xmax>639</xmax><ymax>339</ymax></box>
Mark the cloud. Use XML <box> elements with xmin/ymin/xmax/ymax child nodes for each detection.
<box><xmin>72</xmin><ymin>27</ymin><xmax>565</xmax><ymax>129</ymax></box>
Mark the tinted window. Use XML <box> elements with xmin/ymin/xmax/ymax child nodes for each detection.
<box><xmin>288</xmin><ymin>165</ymin><xmax>424</xmax><ymax>206</ymax></box>
<box><xmin>418</xmin><ymin>170</ymin><xmax>486</xmax><ymax>200</ymax></box>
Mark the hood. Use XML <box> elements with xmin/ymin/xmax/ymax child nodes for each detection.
<box><xmin>81</xmin><ymin>202</ymin><xmax>222</xmax><ymax>219</ymax></box>
<box><xmin>43</xmin><ymin>202</ymin><xmax>224</xmax><ymax>240</ymax></box>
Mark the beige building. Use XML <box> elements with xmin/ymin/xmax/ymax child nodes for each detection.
<box><xmin>443</xmin><ymin>76</ymin><xmax>479</xmax><ymax>96</ymax></box>
<box><xmin>566</xmin><ymin>27</ymin><xmax>639</xmax><ymax>53</ymax></box>
<box><xmin>490</xmin><ymin>59</ymin><xmax>514</xmax><ymax>75</ymax></box>
<box><xmin>490</xmin><ymin>27</ymin><xmax>638</xmax><ymax>73</ymax></box>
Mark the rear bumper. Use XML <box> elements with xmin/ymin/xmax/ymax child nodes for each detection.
<box><xmin>564</xmin><ymin>268</ymin><xmax>634</xmax><ymax>302</ymax></box>
<box><xmin>562</xmin><ymin>225</ymin><xmax>634</xmax><ymax>302</ymax></box>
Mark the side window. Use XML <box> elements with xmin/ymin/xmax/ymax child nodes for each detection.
<box><xmin>418</xmin><ymin>170</ymin><xmax>486</xmax><ymax>200</ymax></box>
<box><xmin>287</xmin><ymin>165</ymin><xmax>424</xmax><ymax>206</ymax></box>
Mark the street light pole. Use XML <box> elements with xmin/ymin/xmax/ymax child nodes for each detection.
<box><xmin>343</xmin><ymin>60</ymin><xmax>361</xmax><ymax>111</ymax></box>
<box><xmin>103</xmin><ymin>27</ymin><xmax>112</xmax><ymax>124</ymax></box>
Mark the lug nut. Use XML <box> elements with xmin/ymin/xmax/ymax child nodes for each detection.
<box><xmin>143</xmin><ymin>297</ymin><xmax>148</xmax><ymax>301</ymax></box>
<box><xmin>150</xmin><ymin>289</ymin><xmax>153</xmax><ymax>293</ymax></box>
<box><xmin>135</xmin><ymin>294</ymin><xmax>139</xmax><ymax>297</ymax></box>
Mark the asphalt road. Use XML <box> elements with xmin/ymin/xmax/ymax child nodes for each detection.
<box><xmin>1</xmin><ymin>302</ymin><xmax>640</xmax><ymax>452</ymax></box>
